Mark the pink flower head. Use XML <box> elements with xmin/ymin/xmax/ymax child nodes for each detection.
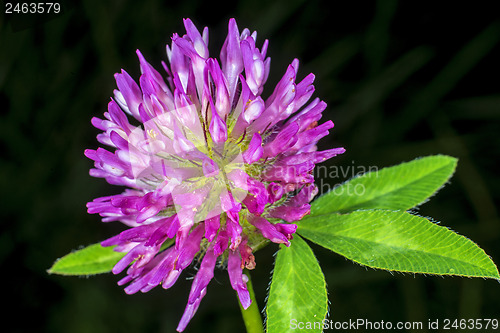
<box><xmin>86</xmin><ymin>18</ymin><xmax>344</xmax><ymax>331</ymax></box>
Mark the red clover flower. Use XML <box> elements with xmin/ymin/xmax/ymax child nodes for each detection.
<box><xmin>85</xmin><ymin>18</ymin><xmax>344</xmax><ymax>331</ymax></box>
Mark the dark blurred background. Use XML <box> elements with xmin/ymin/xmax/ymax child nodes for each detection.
<box><xmin>1</xmin><ymin>1</ymin><xmax>499</xmax><ymax>332</ymax></box>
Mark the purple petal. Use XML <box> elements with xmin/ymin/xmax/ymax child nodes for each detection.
<box><xmin>249</xmin><ymin>63</ymin><xmax>297</xmax><ymax>133</ymax></box>
<box><xmin>220</xmin><ymin>18</ymin><xmax>243</xmax><ymax>103</ymax></box>
<box><xmin>242</xmin><ymin>132</ymin><xmax>263</xmax><ymax>164</ymax></box>
<box><xmin>228</xmin><ymin>250</ymin><xmax>251</xmax><ymax>309</ymax></box>
<box><xmin>226</xmin><ymin>214</ymin><xmax>242</xmax><ymax>250</ymax></box>
<box><xmin>209</xmin><ymin>102</ymin><xmax>228</xmax><ymax>143</ymax></box>
<box><xmin>206</xmin><ymin>58</ymin><xmax>231</xmax><ymax>118</ymax></box>
<box><xmin>275</xmin><ymin>223</ymin><xmax>298</xmax><ymax>239</ymax></box>
<box><xmin>292</xmin><ymin>120</ymin><xmax>334</xmax><ymax>151</ymax></box>
<box><xmin>312</xmin><ymin>148</ymin><xmax>346</xmax><ymax>163</ymax></box>
<box><xmin>177</xmin><ymin>247</ymin><xmax>217</xmax><ymax>332</ymax></box>
<box><xmin>262</xmin><ymin>122</ymin><xmax>299</xmax><ymax>158</ymax></box>
<box><xmin>176</xmin><ymin>225</ymin><xmax>204</xmax><ymax>270</ymax></box>
<box><xmin>267</xmin><ymin>183</ymin><xmax>284</xmax><ymax>204</ymax></box>
<box><xmin>268</xmin><ymin>204</ymin><xmax>310</xmax><ymax>222</ymax></box>
<box><xmin>241</xmin><ymin>38</ymin><xmax>265</xmax><ymax>95</ymax></box>
<box><xmin>229</xmin><ymin>76</ymin><xmax>257</xmax><ymax>138</ymax></box>
<box><xmin>145</xmin><ymin>215</ymin><xmax>178</xmax><ymax>246</ymax></box>
<box><xmin>204</xmin><ymin>214</ymin><xmax>220</xmax><ymax>242</ymax></box>
<box><xmin>243</xmin><ymin>97</ymin><xmax>265</xmax><ymax>123</ymax></box>
<box><xmin>288</xmin><ymin>184</ymin><xmax>319</xmax><ymax>206</ymax></box>
<box><xmin>136</xmin><ymin>50</ymin><xmax>170</xmax><ymax>92</ymax></box>
<box><xmin>114</xmin><ymin>69</ymin><xmax>142</xmax><ymax>120</ymax></box>
<box><xmin>291</xmin><ymin>73</ymin><xmax>315</xmax><ymax>114</ymax></box>
<box><xmin>242</xmin><ymin>180</ymin><xmax>269</xmax><ymax>215</ymax></box>
<box><xmin>112</xmin><ymin>243</ymin><xmax>156</xmax><ymax>275</ymax></box>
<box><xmin>213</xmin><ymin>229</ymin><xmax>229</xmax><ymax>256</ymax></box>
<box><xmin>108</xmin><ymin>100</ymin><xmax>134</xmax><ymax>134</ymax></box>
<box><xmin>249</xmin><ymin>216</ymin><xmax>290</xmax><ymax>246</ymax></box>
<box><xmin>167</xmin><ymin>36</ymin><xmax>190</xmax><ymax>92</ymax></box>
<box><xmin>183</xmin><ymin>18</ymin><xmax>209</xmax><ymax>59</ymax></box>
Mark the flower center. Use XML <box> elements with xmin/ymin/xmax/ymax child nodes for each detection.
<box><xmin>129</xmin><ymin>107</ymin><xmax>265</xmax><ymax>226</ymax></box>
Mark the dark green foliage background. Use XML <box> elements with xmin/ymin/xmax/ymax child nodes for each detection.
<box><xmin>1</xmin><ymin>1</ymin><xmax>499</xmax><ymax>332</ymax></box>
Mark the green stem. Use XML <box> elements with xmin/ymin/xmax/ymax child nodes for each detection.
<box><xmin>238</xmin><ymin>269</ymin><xmax>264</xmax><ymax>333</ymax></box>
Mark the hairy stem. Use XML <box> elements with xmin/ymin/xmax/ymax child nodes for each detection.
<box><xmin>239</xmin><ymin>269</ymin><xmax>264</xmax><ymax>333</ymax></box>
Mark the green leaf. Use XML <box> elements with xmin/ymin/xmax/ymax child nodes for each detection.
<box><xmin>266</xmin><ymin>236</ymin><xmax>328</xmax><ymax>333</ymax></box>
<box><xmin>311</xmin><ymin>155</ymin><xmax>457</xmax><ymax>215</ymax></box>
<box><xmin>48</xmin><ymin>243</ymin><xmax>126</xmax><ymax>276</ymax></box>
<box><xmin>297</xmin><ymin>210</ymin><xmax>500</xmax><ymax>280</ymax></box>
<box><xmin>49</xmin><ymin>239</ymin><xmax>176</xmax><ymax>276</ymax></box>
